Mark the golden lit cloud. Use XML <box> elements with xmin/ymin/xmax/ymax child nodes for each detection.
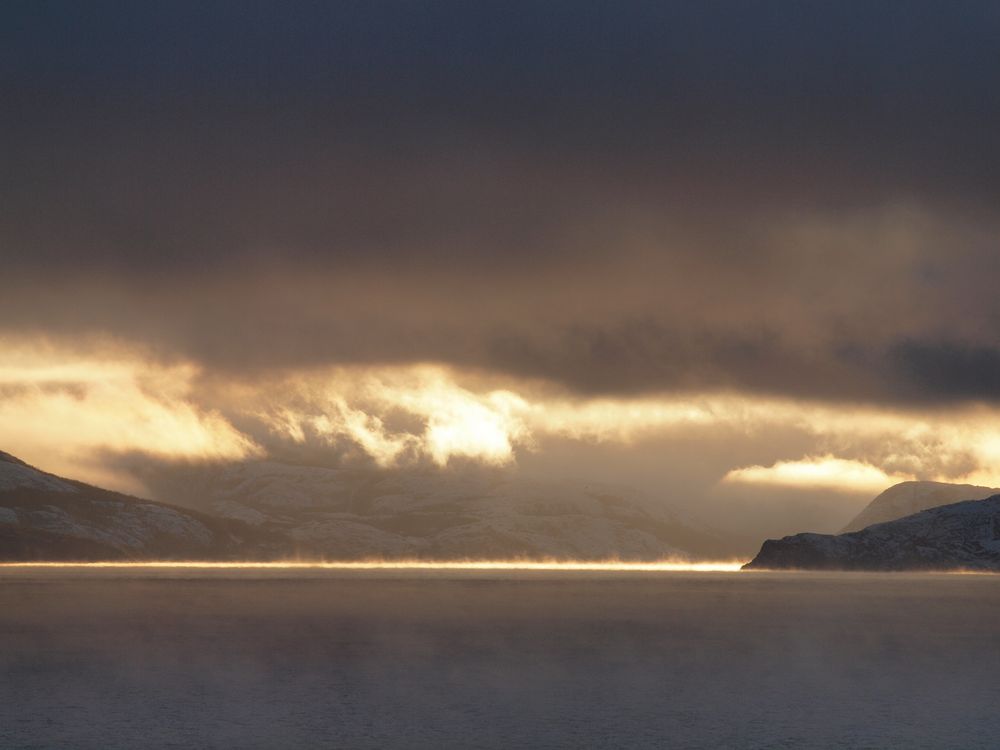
<box><xmin>252</xmin><ymin>366</ymin><xmax>529</xmax><ymax>466</ymax></box>
<box><xmin>0</xmin><ymin>337</ymin><xmax>258</xmax><ymax>491</ymax></box>
<box><xmin>236</xmin><ymin>364</ymin><xmax>1000</xmax><ymax>490</ymax></box>
<box><xmin>721</xmin><ymin>456</ymin><xmax>914</xmax><ymax>492</ymax></box>
<box><xmin>247</xmin><ymin>366</ymin><xmax>755</xmax><ymax>468</ymax></box>
<box><xmin>10</xmin><ymin>337</ymin><xmax>1000</xmax><ymax>499</ymax></box>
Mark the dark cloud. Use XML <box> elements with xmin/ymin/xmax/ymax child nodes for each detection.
<box><xmin>890</xmin><ymin>341</ymin><xmax>1000</xmax><ymax>401</ymax></box>
<box><xmin>2</xmin><ymin>1</ymin><xmax>1000</xmax><ymax>404</ymax></box>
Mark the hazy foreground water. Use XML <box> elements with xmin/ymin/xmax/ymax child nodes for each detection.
<box><xmin>2</xmin><ymin>568</ymin><xmax>999</xmax><ymax>749</ymax></box>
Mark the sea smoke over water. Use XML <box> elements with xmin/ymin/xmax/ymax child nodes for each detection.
<box><xmin>2</xmin><ymin>569</ymin><xmax>999</xmax><ymax>749</ymax></box>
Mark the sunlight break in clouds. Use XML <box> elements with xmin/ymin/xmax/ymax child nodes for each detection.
<box><xmin>248</xmin><ymin>366</ymin><xmax>1000</xmax><ymax>490</ymax></box>
<box><xmin>722</xmin><ymin>456</ymin><xmax>915</xmax><ymax>492</ymax></box>
<box><xmin>11</xmin><ymin>337</ymin><xmax>1000</xmax><ymax>494</ymax></box>
<box><xmin>250</xmin><ymin>365</ymin><xmax>740</xmax><ymax>468</ymax></box>
<box><xmin>257</xmin><ymin>366</ymin><xmax>530</xmax><ymax>466</ymax></box>
<box><xmin>0</xmin><ymin>338</ymin><xmax>258</xmax><ymax>489</ymax></box>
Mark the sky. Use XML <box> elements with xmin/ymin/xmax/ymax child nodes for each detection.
<box><xmin>2</xmin><ymin>1</ymin><xmax>1000</xmax><ymax>539</ymax></box>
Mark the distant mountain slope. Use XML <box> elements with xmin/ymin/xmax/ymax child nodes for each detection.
<box><xmin>842</xmin><ymin>480</ymin><xmax>999</xmax><ymax>532</ymax></box>
<box><xmin>744</xmin><ymin>495</ymin><xmax>1000</xmax><ymax>571</ymax></box>
<box><xmin>0</xmin><ymin>451</ymin><xmax>729</xmax><ymax>562</ymax></box>
<box><xmin>0</xmin><ymin>452</ymin><xmax>287</xmax><ymax>561</ymax></box>
<box><xmin>190</xmin><ymin>460</ymin><xmax>727</xmax><ymax>561</ymax></box>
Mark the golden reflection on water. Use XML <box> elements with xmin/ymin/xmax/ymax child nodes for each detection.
<box><xmin>0</xmin><ymin>559</ymin><xmax>747</xmax><ymax>572</ymax></box>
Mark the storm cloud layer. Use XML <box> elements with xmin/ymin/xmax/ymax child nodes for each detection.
<box><xmin>3</xmin><ymin>1</ymin><xmax>1000</xmax><ymax>404</ymax></box>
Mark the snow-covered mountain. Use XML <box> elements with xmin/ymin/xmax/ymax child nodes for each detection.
<box><xmin>0</xmin><ymin>451</ymin><xmax>285</xmax><ymax>561</ymax></box>
<box><xmin>180</xmin><ymin>460</ymin><xmax>727</xmax><ymax>560</ymax></box>
<box><xmin>0</xmin><ymin>451</ymin><xmax>726</xmax><ymax>561</ymax></box>
<box><xmin>841</xmin><ymin>480</ymin><xmax>999</xmax><ymax>532</ymax></box>
<box><xmin>744</xmin><ymin>494</ymin><xmax>1000</xmax><ymax>571</ymax></box>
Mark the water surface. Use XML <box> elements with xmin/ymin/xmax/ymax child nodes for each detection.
<box><xmin>2</xmin><ymin>567</ymin><xmax>998</xmax><ymax>749</ymax></box>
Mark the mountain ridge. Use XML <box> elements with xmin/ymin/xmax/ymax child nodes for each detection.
<box><xmin>744</xmin><ymin>494</ymin><xmax>1000</xmax><ymax>571</ymax></box>
<box><xmin>0</xmin><ymin>451</ymin><xmax>288</xmax><ymax>561</ymax></box>
<box><xmin>841</xmin><ymin>480</ymin><xmax>1000</xmax><ymax>532</ymax></box>
<box><xmin>0</xmin><ymin>451</ymin><xmax>726</xmax><ymax>561</ymax></box>
<box><xmin>186</xmin><ymin>460</ymin><xmax>728</xmax><ymax>561</ymax></box>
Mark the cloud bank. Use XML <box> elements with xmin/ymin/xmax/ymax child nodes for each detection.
<box><xmin>1</xmin><ymin>3</ymin><xmax>999</xmax><ymax>406</ymax></box>
<box><xmin>6</xmin><ymin>339</ymin><xmax>1000</xmax><ymax>504</ymax></box>
<box><xmin>3</xmin><ymin>3</ymin><xmax>1000</xmax><ymax>539</ymax></box>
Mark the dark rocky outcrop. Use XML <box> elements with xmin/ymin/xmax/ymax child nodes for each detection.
<box><xmin>745</xmin><ymin>495</ymin><xmax>1000</xmax><ymax>571</ymax></box>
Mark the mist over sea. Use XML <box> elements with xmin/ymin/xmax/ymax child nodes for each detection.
<box><xmin>2</xmin><ymin>569</ymin><xmax>999</xmax><ymax>749</ymax></box>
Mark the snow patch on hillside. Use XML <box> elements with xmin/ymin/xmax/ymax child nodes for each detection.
<box><xmin>747</xmin><ymin>495</ymin><xmax>1000</xmax><ymax>571</ymax></box>
<box><xmin>842</xmin><ymin>480</ymin><xmax>999</xmax><ymax>532</ymax></box>
<box><xmin>202</xmin><ymin>461</ymin><xmax>709</xmax><ymax>560</ymax></box>
<box><xmin>0</xmin><ymin>452</ymin><xmax>78</xmax><ymax>494</ymax></box>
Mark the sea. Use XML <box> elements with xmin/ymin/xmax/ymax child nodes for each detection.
<box><xmin>1</xmin><ymin>566</ymin><xmax>999</xmax><ymax>749</ymax></box>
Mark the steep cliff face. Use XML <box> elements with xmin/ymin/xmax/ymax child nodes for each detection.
<box><xmin>744</xmin><ymin>495</ymin><xmax>1000</xmax><ymax>571</ymax></box>
<box><xmin>0</xmin><ymin>452</ymin><xmax>287</xmax><ymax>561</ymax></box>
<box><xmin>842</xmin><ymin>480</ymin><xmax>999</xmax><ymax>532</ymax></box>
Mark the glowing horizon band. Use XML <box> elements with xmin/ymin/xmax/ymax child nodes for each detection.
<box><xmin>0</xmin><ymin>560</ymin><xmax>747</xmax><ymax>572</ymax></box>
